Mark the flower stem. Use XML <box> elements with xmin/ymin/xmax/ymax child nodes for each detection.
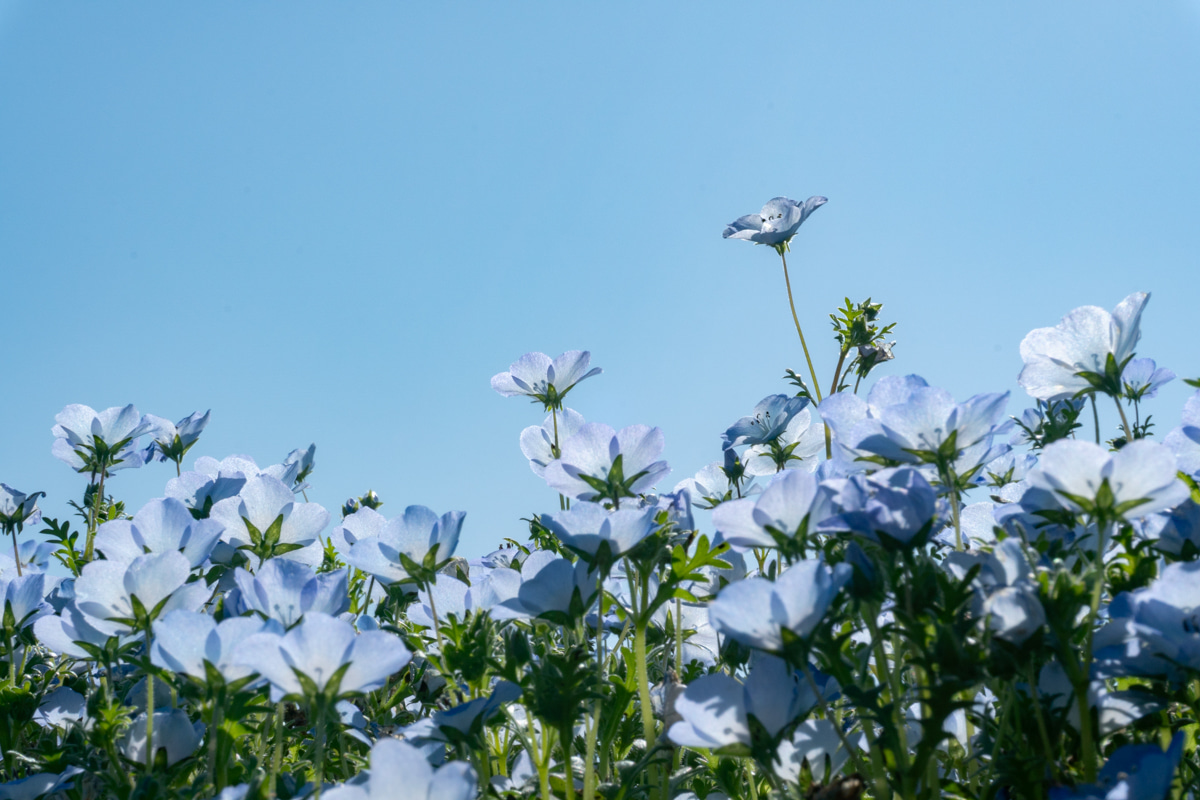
<box><xmin>779</xmin><ymin>252</ymin><xmax>822</xmax><ymax>405</ymax></box>
<box><xmin>269</xmin><ymin>701</ymin><xmax>285</xmax><ymax>798</ymax></box>
<box><xmin>1090</xmin><ymin>396</ymin><xmax>1101</xmax><ymax>444</ymax></box>
<box><xmin>1112</xmin><ymin>395</ymin><xmax>1134</xmax><ymax>443</ymax></box>
<box><xmin>144</xmin><ymin>629</ymin><xmax>155</xmax><ymax>773</ymax></box>
<box><xmin>208</xmin><ymin>690</ymin><xmax>225</xmax><ymax>791</ymax></box>
<box><xmin>83</xmin><ymin>469</ymin><xmax>107</xmax><ymax>563</ymax></box>
<box><xmin>10</xmin><ymin>528</ymin><xmax>20</xmax><ymax>578</ymax></box>
<box><xmin>799</xmin><ymin>661</ymin><xmax>869</xmax><ymax>777</ymax></box>
<box><xmin>312</xmin><ymin>701</ymin><xmax>328</xmax><ymax>799</ymax></box>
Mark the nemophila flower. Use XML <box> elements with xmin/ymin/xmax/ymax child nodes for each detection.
<box><xmin>93</xmin><ymin>497</ymin><xmax>223</xmax><ymax>569</ymax></box>
<box><xmin>820</xmin><ymin>375</ymin><xmax>1009</xmax><ymax>469</ymax></box>
<box><xmin>497</xmin><ymin>553</ymin><xmax>599</xmax><ymax>624</ymax></box>
<box><xmin>1140</xmin><ymin>499</ymin><xmax>1200</xmax><ymax>557</ymax></box>
<box><xmin>143</xmin><ymin>410</ymin><xmax>210</xmax><ymax>466</ymax></box>
<box><xmin>1023</xmin><ymin>440</ymin><xmax>1188</xmax><ymax>522</ymax></box>
<box><xmin>72</xmin><ymin>551</ymin><xmax>211</xmax><ymax>637</ymax></box>
<box><xmin>343</xmin><ymin>505</ymin><xmax>465</xmax><ymax>585</ymax></box>
<box><xmin>543</xmin><ymin>423</ymin><xmax>670</xmax><ymax>504</ymax></box>
<box><xmin>165</xmin><ymin>469</ymin><xmax>247</xmax><ymax>519</ymax></box>
<box><xmin>120</xmin><ymin>709</ymin><xmax>204</xmax><ymax>767</ymax></box>
<box><xmin>235</xmin><ymin>612</ymin><xmax>411</xmax><ymax>701</ymax></box>
<box><xmin>33</xmin><ymin>686</ymin><xmax>88</xmax><ymax>731</ymax></box>
<box><xmin>742</xmin><ymin>414</ymin><xmax>825</xmax><ymax>477</ymax></box>
<box><xmin>944</xmin><ymin>539</ymin><xmax>1044</xmax><ymax>644</ymax></box>
<box><xmin>520</xmin><ymin>408</ymin><xmax>585</xmax><ymax>477</ymax></box>
<box><xmin>652</xmin><ymin>600</ymin><xmax>720</xmax><ymax>665</ymax></box>
<box><xmin>0</xmin><ymin>485</ymin><xmax>41</xmax><ymax>532</ymax></box>
<box><xmin>712</xmin><ymin>470</ymin><xmax>834</xmax><ymax>551</ymax></box>
<box><xmin>33</xmin><ymin>601</ymin><xmax>127</xmax><ymax>659</ymax></box>
<box><xmin>933</xmin><ymin>502</ymin><xmax>998</xmax><ymax>550</ymax></box>
<box><xmin>407</xmin><ymin>574</ymin><xmax>471</xmax><ymax>629</ymax></box>
<box><xmin>425</xmin><ymin>680</ymin><xmax>522</xmax><ymax>744</ymax></box>
<box><xmin>1035</xmin><ymin>662</ymin><xmax>1163</xmax><ymax>738</ymax></box>
<box><xmin>669</xmin><ymin>655</ymin><xmax>821</xmax><ymax>751</ymax></box>
<box><xmin>0</xmin><ymin>573</ymin><xmax>52</xmax><ymax>632</ymax></box>
<box><xmin>323</xmin><ymin>738</ymin><xmax>478</xmax><ymax>800</ymax></box>
<box><xmin>151</xmin><ymin>610</ymin><xmax>281</xmax><ymax>684</ymax></box>
<box><xmin>0</xmin><ymin>542</ymin><xmax>54</xmax><ymax>580</ymax></box>
<box><xmin>491</xmin><ymin>350</ymin><xmax>602</xmax><ymax>410</ymax></box>
<box><xmin>818</xmin><ymin>467</ymin><xmax>939</xmax><ymax>547</ymax></box>
<box><xmin>1045</xmin><ymin>734</ymin><xmax>1183</xmax><ymax>800</ymax></box>
<box><xmin>773</xmin><ymin>719</ymin><xmax>849</xmax><ymax>784</ymax></box>
<box><xmin>51</xmin><ymin>403</ymin><xmax>155</xmax><ymax>474</ymax></box>
<box><xmin>209</xmin><ymin>475</ymin><xmax>330</xmax><ymax>564</ymax></box>
<box><xmin>722</xmin><ymin>196</ymin><xmax>827</xmax><ymax>249</ymax></box>
<box><xmin>675</xmin><ymin>463</ymin><xmax>744</xmax><ymax>510</ymax></box>
<box><xmin>231</xmin><ymin>560</ymin><xmax>348</xmax><ymax>627</ymax></box>
<box><xmin>1164</xmin><ymin>391</ymin><xmax>1200</xmax><ymax>477</ymax></box>
<box><xmin>193</xmin><ymin>454</ymin><xmax>302</xmax><ymax>492</ymax></box>
<box><xmin>329</xmin><ymin>506</ymin><xmax>388</xmax><ymax>554</ymax></box>
<box><xmin>708</xmin><ymin>559</ymin><xmax>851</xmax><ymax>653</ymax></box>
<box><xmin>722</xmin><ymin>395</ymin><xmax>811</xmax><ymax>450</ymax></box>
<box><xmin>0</xmin><ymin>767</ymin><xmax>83</xmax><ymax>800</ymax></box>
<box><xmin>1094</xmin><ymin>561</ymin><xmax>1200</xmax><ymax>678</ymax></box>
<box><xmin>1018</xmin><ymin>292</ymin><xmax>1149</xmax><ymax>402</ymax></box>
<box><xmin>541</xmin><ymin>502</ymin><xmax>659</xmax><ymax>563</ymax></box>
<box><xmin>1121</xmin><ymin>358</ymin><xmax>1174</xmax><ymax>401</ymax></box>
<box><xmin>284</xmin><ymin>443</ymin><xmax>317</xmax><ymax>489</ymax></box>
<box><xmin>983</xmin><ymin>451</ymin><xmax>1038</xmax><ymax>487</ymax></box>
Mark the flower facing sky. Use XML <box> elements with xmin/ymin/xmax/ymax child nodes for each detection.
<box><xmin>51</xmin><ymin>403</ymin><xmax>156</xmax><ymax>474</ymax></box>
<box><xmin>722</xmin><ymin>196</ymin><xmax>828</xmax><ymax>249</ymax></box>
<box><xmin>491</xmin><ymin>350</ymin><xmax>602</xmax><ymax>410</ymax></box>
<box><xmin>1018</xmin><ymin>292</ymin><xmax>1149</xmax><ymax>402</ymax></box>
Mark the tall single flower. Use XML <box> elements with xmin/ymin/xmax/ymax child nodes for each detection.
<box><xmin>1018</xmin><ymin>292</ymin><xmax>1149</xmax><ymax>402</ymax></box>
<box><xmin>722</xmin><ymin>196</ymin><xmax>827</xmax><ymax>249</ymax></box>
<box><xmin>491</xmin><ymin>350</ymin><xmax>602</xmax><ymax>410</ymax></box>
<box><xmin>542</xmin><ymin>423</ymin><xmax>670</xmax><ymax>505</ymax></box>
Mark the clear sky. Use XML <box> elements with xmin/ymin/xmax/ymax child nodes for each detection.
<box><xmin>2</xmin><ymin>2</ymin><xmax>1198</xmax><ymax>559</ymax></box>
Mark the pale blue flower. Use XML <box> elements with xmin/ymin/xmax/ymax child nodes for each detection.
<box><xmin>1140</xmin><ymin>500</ymin><xmax>1200</xmax><ymax>556</ymax></box>
<box><xmin>72</xmin><ymin>551</ymin><xmax>211</xmax><ymax>637</ymax></box>
<box><xmin>1018</xmin><ymin>292</ymin><xmax>1149</xmax><ymax>402</ymax></box>
<box><xmin>491</xmin><ymin>350</ymin><xmax>602</xmax><ymax>410</ymax></box>
<box><xmin>0</xmin><ymin>573</ymin><xmax>52</xmax><ymax>631</ymax></box>
<box><xmin>192</xmin><ymin>454</ymin><xmax>301</xmax><ymax>491</ymax></box>
<box><xmin>1164</xmin><ymin>391</ymin><xmax>1200</xmax><ymax>477</ymax></box>
<box><xmin>407</xmin><ymin>574</ymin><xmax>471</xmax><ymax>630</ymax></box>
<box><xmin>669</xmin><ymin>655</ymin><xmax>820</xmax><ymax>750</ymax></box>
<box><xmin>543</xmin><ymin>423</ymin><xmax>670</xmax><ymax>503</ymax></box>
<box><xmin>143</xmin><ymin>410</ymin><xmax>210</xmax><ymax>464</ymax></box>
<box><xmin>329</xmin><ymin>506</ymin><xmax>389</xmax><ymax>555</ymax></box>
<box><xmin>33</xmin><ymin>601</ymin><xmax>129</xmax><ymax>659</ymax></box>
<box><xmin>94</xmin><ymin>497</ymin><xmax>223</xmax><ymax>568</ymax></box>
<box><xmin>708</xmin><ymin>559</ymin><xmax>851</xmax><ymax>652</ymax></box>
<box><xmin>1024</xmin><ymin>440</ymin><xmax>1188</xmax><ymax>520</ymax></box>
<box><xmin>819</xmin><ymin>375</ymin><xmax>1008</xmax><ymax>467</ymax></box>
<box><xmin>1048</xmin><ymin>732</ymin><xmax>1182</xmax><ymax>800</ymax></box>
<box><xmin>652</xmin><ymin>600</ymin><xmax>720</xmax><ymax>666</ymax></box>
<box><xmin>520</xmin><ymin>408</ymin><xmax>585</xmax><ymax>477</ymax></box>
<box><xmin>722</xmin><ymin>395</ymin><xmax>811</xmax><ymax>449</ymax></box>
<box><xmin>943</xmin><ymin>538</ymin><xmax>1044</xmax><ymax>644</ymax></box>
<box><xmin>713</xmin><ymin>470</ymin><xmax>834</xmax><ymax>550</ymax></box>
<box><xmin>0</xmin><ymin>767</ymin><xmax>83</xmax><ymax>800</ymax></box>
<box><xmin>427</xmin><ymin>680</ymin><xmax>522</xmax><ymax>742</ymax></box>
<box><xmin>284</xmin><ymin>443</ymin><xmax>317</xmax><ymax>488</ymax></box>
<box><xmin>323</xmin><ymin>738</ymin><xmax>477</xmax><ymax>800</ymax></box>
<box><xmin>120</xmin><ymin>709</ymin><xmax>204</xmax><ymax>767</ymax></box>
<box><xmin>151</xmin><ymin>610</ymin><xmax>281</xmax><ymax>684</ymax></box>
<box><xmin>231</xmin><ymin>560</ymin><xmax>348</xmax><ymax>627</ymax></box>
<box><xmin>817</xmin><ymin>467</ymin><xmax>938</xmax><ymax>547</ymax></box>
<box><xmin>496</xmin><ymin>552</ymin><xmax>598</xmax><ymax>623</ymax></box>
<box><xmin>209</xmin><ymin>475</ymin><xmax>330</xmax><ymax>562</ymax></box>
<box><xmin>33</xmin><ymin>686</ymin><xmax>87</xmax><ymax>730</ymax></box>
<box><xmin>773</xmin><ymin>720</ymin><xmax>850</xmax><ymax>784</ymax></box>
<box><xmin>1121</xmin><ymin>357</ymin><xmax>1174</xmax><ymax>400</ymax></box>
<box><xmin>343</xmin><ymin>505</ymin><xmax>465</xmax><ymax>585</ymax></box>
<box><xmin>234</xmin><ymin>612</ymin><xmax>411</xmax><ymax>701</ymax></box>
<box><xmin>51</xmin><ymin>403</ymin><xmax>155</xmax><ymax>474</ymax></box>
<box><xmin>541</xmin><ymin>502</ymin><xmax>659</xmax><ymax>560</ymax></box>
<box><xmin>1094</xmin><ymin>561</ymin><xmax>1200</xmax><ymax>678</ymax></box>
<box><xmin>723</xmin><ymin>196</ymin><xmax>827</xmax><ymax>248</ymax></box>
<box><xmin>933</xmin><ymin>501</ymin><xmax>998</xmax><ymax>550</ymax></box>
<box><xmin>0</xmin><ymin>485</ymin><xmax>41</xmax><ymax>532</ymax></box>
<box><xmin>1035</xmin><ymin>661</ymin><xmax>1162</xmax><ymax>737</ymax></box>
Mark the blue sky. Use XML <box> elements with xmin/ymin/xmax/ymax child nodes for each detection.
<box><xmin>2</xmin><ymin>2</ymin><xmax>1198</xmax><ymax>559</ymax></box>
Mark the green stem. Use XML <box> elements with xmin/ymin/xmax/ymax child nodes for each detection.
<box><xmin>799</xmin><ymin>661</ymin><xmax>870</xmax><ymax>777</ymax></box>
<box><xmin>269</xmin><ymin>701</ymin><xmax>285</xmax><ymax>798</ymax></box>
<box><xmin>10</xmin><ymin>525</ymin><xmax>21</xmax><ymax>578</ymax></box>
<box><xmin>1090</xmin><ymin>396</ymin><xmax>1100</xmax><ymax>444</ymax></box>
<box><xmin>1077</xmin><ymin>521</ymin><xmax>1110</xmax><ymax>783</ymax></box>
<box><xmin>779</xmin><ymin>251</ymin><xmax>822</xmax><ymax>404</ymax></box>
<box><xmin>1112</xmin><ymin>395</ymin><xmax>1134</xmax><ymax>443</ymax></box>
<box><xmin>829</xmin><ymin>347</ymin><xmax>849</xmax><ymax>398</ymax></box>
<box><xmin>632</xmin><ymin>622</ymin><xmax>656</xmax><ymax>747</ymax></box>
<box><xmin>1024</xmin><ymin>667</ymin><xmax>1055</xmax><ymax>779</ymax></box>
<box><xmin>561</xmin><ymin>725</ymin><xmax>576</xmax><ymax>800</ymax></box>
<box><xmin>209</xmin><ymin>689</ymin><xmax>225</xmax><ymax>791</ymax></box>
<box><xmin>144</xmin><ymin>629</ymin><xmax>155</xmax><ymax>773</ymax></box>
<box><xmin>312</xmin><ymin>701</ymin><xmax>327</xmax><ymax>799</ymax></box>
<box><xmin>83</xmin><ymin>468</ymin><xmax>107</xmax><ymax>563</ymax></box>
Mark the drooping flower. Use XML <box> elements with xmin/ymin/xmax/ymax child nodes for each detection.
<box><xmin>519</xmin><ymin>408</ymin><xmax>585</xmax><ymax>477</ymax></box>
<box><xmin>51</xmin><ymin>403</ymin><xmax>155</xmax><ymax>474</ymax></box>
<box><xmin>708</xmin><ymin>559</ymin><xmax>851</xmax><ymax>653</ymax></box>
<box><xmin>343</xmin><ymin>505</ymin><xmax>465</xmax><ymax>585</ymax></box>
<box><xmin>543</xmin><ymin>423</ymin><xmax>670</xmax><ymax>504</ymax></box>
<box><xmin>93</xmin><ymin>497</ymin><xmax>223</xmax><ymax>569</ymax></box>
<box><xmin>491</xmin><ymin>350</ymin><xmax>602</xmax><ymax>410</ymax></box>
<box><xmin>234</xmin><ymin>612</ymin><xmax>411</xmax><ymax>701</ymax></box>
<box><xmin>722</xmin><ymin>196</ymin><xmax>827</xmax><ymax>249</ymax></box>
<box><xmin>1018</xmin><ymin>292</ymin><xmax>1149</xmax><ymax>402</ymax></box>
<box><xmin>1023</xmin><ymin>440</ymin><xmax>1188</xmax><ymax>522</ymax></box>
<box><xmin>322</xmin><ymin>738</ymin><xmax>477</xmax><ymax>800</ymax></box>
